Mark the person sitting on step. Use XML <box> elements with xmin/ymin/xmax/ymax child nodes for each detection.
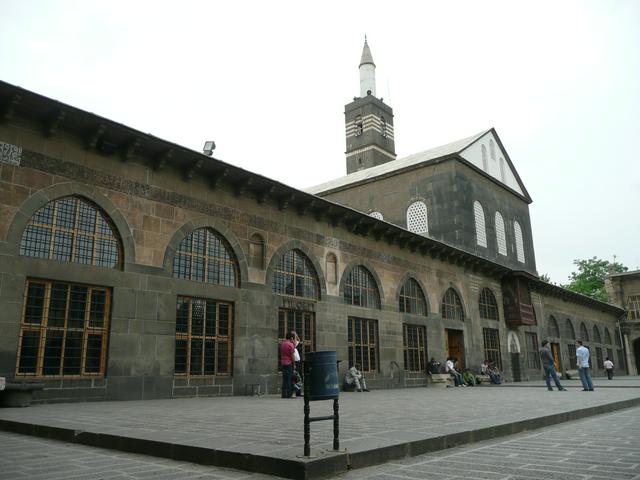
<box><xmin>345</xmin><ymin>363</ymin><xmax>369</xmax><ymax>392</ymax></box>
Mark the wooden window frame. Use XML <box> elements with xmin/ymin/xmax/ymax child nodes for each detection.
<box><xmin>347</xmin><ymin>317</ymin><xmax>378</xmax><ymax>373</ymax></box>
<box><xmin>525</xmin><ymin>332</ymin><xmax>540</xmax><ymax>369</ymax></box>
<box><xmin>277</xmin><ymin>308</ymin><xmax>315</xmax><ymax>361</ymax></box>
<box><xmin>482</xmin><ymin>328</ymin><xmax>502</xmax><ymax>370</ymax></box>
<box><xmin>344</xmin><ymin>266</ymin><xmax>380</xmax><ymax>309</ymax></box>
<box><xmin>478</xmin><ymin>288</ymin><xmax>499</xmax><ymax>321</ymax></box>
<box><xmin>272</xmin><ymin>249</ymin><xmax>319</xmax><ymax>299</ymax></box>
<box><xmin>174</xmin><ymin>296</ymin><xmax>234</xmax><ymax>377</ymax></box>
<box><xmin>16</xmin><ymin>279</ymin><xmax>111</xmax><ymax>379</ymax></box>
<box><xmin>403</xmin><ymin>324</ymin><xmax>427</xmax><ymax>372</ymax></box>
<box><xmin>628</xmin><ymin>295</ymin><xmax>640</xmax><ymax>320</ymax></box>
<box><xmin>441</xmin><ymin>288</ymin><xmax>464</xmax><ymax>321</ymax></box>
<box><xmin>399</xmin><ymin>278</ymin><xmax>427</xmax><ymax>316</ymax></box>
<box><xmin>19</xmin><ymin>196</ymin><xmax>122</xmax><ymax>269</ymax></box>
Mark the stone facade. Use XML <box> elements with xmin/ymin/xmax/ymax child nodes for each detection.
<box><xmin>0</xmin><ymin>81</ymin><xmax>626</xmax><ymax>403</ymax></box>
<box><xmin>606</xmin><ymin>270</ymin><xmax>640</xmax><ymax>374</ymax></box>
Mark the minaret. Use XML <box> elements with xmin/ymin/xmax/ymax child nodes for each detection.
<box><xmin>345</xmin><ymin>37</ymin><xmax>396</xmax><ymax>174</ymax></box>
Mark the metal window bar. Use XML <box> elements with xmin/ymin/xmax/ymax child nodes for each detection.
<box><xmin>403</xmin><ymin>324</ymin><xmax>427</xmax><ymax>372</ymax></box>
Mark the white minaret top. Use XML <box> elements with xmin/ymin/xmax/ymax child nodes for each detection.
<box><xmin>359</xmin><ymin>36</ymin><xmax>376</xmax><ymax>97</ymax></box>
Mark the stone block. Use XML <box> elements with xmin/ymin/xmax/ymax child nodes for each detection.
<box><xmin>142</xmin><ymin>214</ymin><xmax>161</xmax><ymax>233</ymax></box>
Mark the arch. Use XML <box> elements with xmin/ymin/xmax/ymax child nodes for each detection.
<box><xmin>369</xmin><ymin>211</ymin><xmax>383</xmax><ymax>220</ymax></box>
<box><xmin>499</xmin><ymin>157</ymin><xmax>506</xmax><ymax>182</ymax></box>
<box><xmin>592</xmin><ymin>325</ymin><xmax>602</xmax><ymax>344</ymax></box>
<box><xmin>7</xmin><ymin>182</ymin><xmax>135</xmax><ymax>265</ymax></box>
<box><xmin>395</xmin><ymin>272</ymin><xmax>430</xmax><ymax>314</ymax></box>
<box><xmin>564</xmin><ymin>318</ymin><xmax>576</xmax><ymax>339</ymax></box>
<box><xmin>614</xmin><ymin>329</ymin><xmax>622</xmax><ymax>346</ymax></box>
<box><xmin>406</xmin><ymin>200</ymin><xmax>428</xmax><ymax>235</ymax></box>
<box><xmin>548</xmin><ymin>315</ymin><xmax>560</xmax><ymax>338</ymax></box>
<box><xmin>490</xmin><ymin>139</ymin><xmax>496</xmax><ymax>160</ymax></box>
<box><xmin>265</xmin><ymin>240</ymin><xmax>326</xmax><ymax>298</ymax></box>
<box><xmin>514</xmin><ymin>221</ymin><xmax>525</xmax><ymax>263</ymax></box>
<box><xmin>398</xmin><ymin>274</ymin><xmax>428</xmax><ymax>316</ymax></box>
<box><xmin>478</xmin><ymin>287</ymin><xmax>499</xmax><ymax>320</ymax></box>
<box><xmin>163</xmin><ymin>217</ymin><xmax>248</xmax><ymax>284</ymax></box>
<box><xmin>325</xmin><ymin>252</ymin><xmax>338</xmax><ymax>285</ymax></box>
<box><xmin>380</xmin><ymin>115</ymin><xmax>387</xmax><ymax>137</ymax></box>
<box><xmin>248</xmin><ymin>232</ymin><xmax>265</xmax><ymax>270</ymax></box>
<box><xmin>340</xmin><ymin>260</ymin><xmax>383</xmax><ymax>308</ymax></box>
<box><xmin>481</xmin><ymin>144</ymin><xmax>488</xmax><ymax>171</ymax></box>
<box><xmin>473</xmin><ymin>201</ymin><xmax>487</xmax><ymax>248</ymax></box>
<box><xmin>271</xmin><ymin>249</ymin><xmax>320</xmax><ymax>299</ymax></box>
<box><xmin>441</xmin><ymin>286</ymin><xmax>465</xmax><ymax>321</ymax></box>
<box><xmin>579</xmin><ymin>322</ymin><xmax>590</xmax><ymax>342</ymax></box>
<box><xmin>495</xmin><ymin>212</ymin><xmax>507</xmax><ymax>256</ymax></box>
<box><xmin>355</xmin><ymin>115</ymin><xmax>363</xmax><ymax>136</ymax></box>
<box><xmin>507</xmin><ymin>331</ymin><xmax>521</xmax><ymax>353</ymax></box>
<box><xmin>604</xmin><ymin>327</ymin><xmax>612</xmax><ymax>345</ymax></box>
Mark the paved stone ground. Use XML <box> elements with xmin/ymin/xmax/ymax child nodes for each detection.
<box><xmin>0</xmin><ymin>376</ymin><xmax>639</xmax><ymax>478</ymax></box>
<box><xmin>1</xmin><ymin>405</ymin><xmax>639</xmax><ymax>479</ymax></box>
<box><xmin>338</xmin><ymin>406</ymin><xmax>640</xmax><ymax>480</ymax></box>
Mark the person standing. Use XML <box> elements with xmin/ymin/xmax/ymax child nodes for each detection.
<box><xmin>539</xmin><ymin>340</ymin><xmax>567</xmax><ymax>391</ymax></box>
<box><xmin>575</xmin><ymin>340</ymin><xmax>594</xmax><ymax>391</ymax></box>
<box><xmin>279</xmin><ymin>332</ymin><xmax>296</xmax><ymax>398</ymax></box>
<box><xmin>604</xmin><ymin>357</ymin><xmax>614</xmax><ymax>380</ymax></box>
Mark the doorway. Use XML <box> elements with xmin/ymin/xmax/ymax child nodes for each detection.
<box><xmin>551</xmin><ymin>343</ymin><xmax>562</xmax><ymax>373</ymax></box>
<box><xmin>445</xmin><ymin>329</ymin><xmax>465</xmax><ymax>370</ymax></box>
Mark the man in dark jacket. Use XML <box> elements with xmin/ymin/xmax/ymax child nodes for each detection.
<box><xmin>540</xmin><ymin>340</ymin><xmax>567</xmax><ymax>391</ymax></box>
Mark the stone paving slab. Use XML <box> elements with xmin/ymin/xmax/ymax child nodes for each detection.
<box><xmin>1</xmin><ymin>378</ymin><xmax>640</xmax><ymax>479</ymax></box>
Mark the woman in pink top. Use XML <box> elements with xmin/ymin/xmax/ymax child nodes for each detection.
<box><xmin>279</xmin><ymin>332</ymin><xmax>296</xmax><ymax>398</ymax></box>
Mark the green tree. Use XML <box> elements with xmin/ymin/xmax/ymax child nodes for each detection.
<box><xmin>539</xmin><ymin>273</ymin><xmax>552</xmax><ymax>283</ymax></box>
<box><xmin>564</xmin><ymin>257</ymin><xmax>627</xmax><ymax>302</ymax></box>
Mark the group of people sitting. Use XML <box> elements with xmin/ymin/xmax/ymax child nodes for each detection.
<box><xmin>427</xmin><ymin>357</ymin><xmax>502</xmax><ymax>387</ymax></box>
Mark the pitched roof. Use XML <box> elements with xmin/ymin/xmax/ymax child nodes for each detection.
<box><xmin>306</xmin><ymin>129</ymin><xmax>488</xmax><ymax>195</ymax></box>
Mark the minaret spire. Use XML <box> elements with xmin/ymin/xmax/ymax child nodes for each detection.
<box><xmin>359</xmin><ymin>36</ymin><xmax>376</xmax><ymax>97</ymax></box>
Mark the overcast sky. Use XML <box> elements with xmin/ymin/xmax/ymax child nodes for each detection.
<box><xmin>1</xmin><ymin>1</ymin><xmax>638</xmax><ymax>284</ymax></box>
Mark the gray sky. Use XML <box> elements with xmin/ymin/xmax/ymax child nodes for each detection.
<box><xmin>1</xmin><ymin>0</ymin><xmax>638</xmax><ymax>284</ymax></box>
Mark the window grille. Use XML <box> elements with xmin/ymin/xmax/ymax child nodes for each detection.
<box><xmin>369</xmin><ymin>211</ymin><xmax>383</xmax><ymax>220</ymax></box>
<box><xmin>20</xmin><ymin>196</ymin><xmax>121</xmax><ymax>268</ymax></box>
<box><xmin>483</xmin><ymin>328</ymin><xmax>502</xmax><ymax>370</ymax></box>
<box><xmin>614</xmin><ymin>329</ymin><xmax>622</xmax><ymax>346</ymax></box>
<box><xmin>174</xmin><ymin>296</ymin><xmax>233</xmax><ymax>376</ymax></box>
<box><xmin>567</xmin><ymin>344</ymin><xmax>577</xmax><ymax>369</ymax></box>
<box><xmin>403</xmin><ymin>324</ymin><xmax>427</xmax><ymax>372</ymax></box>
<box><xmin>473</xmin><ymin>201</ymin><xmax>487</xmax><ymax>247</ymax></box>
<box><xmin>344</xmin><ymin>265</ymin><xmax>380</xmax><ymax>308</ymax></box>
<box><xmin>441</xmin><ymin>288</ymin><xmax>464</xmax><ymax>321</ymax></box>
<box><xmin>380</xmin><ymin>116</ymin><xmax>387</xmax><ymax>137</ymax></box>
<box><xmin>564</xmin><ymin>319</ymin><xmax>576</xmax><ymax>339</ymax></box>
<box><xmin>595</xmin><ymin>347</ymin><xmax>604</xmax><ymax>370</ymax></box>
<box><xmin>525</xmin><ymin>332</ymin><xmax>540</xmax><ymax>369</ymax></box>
<box><xmin>495</xmin><ymin>212</ymin><xmax>507</xmax><ymax>256</ymax></box>
<box><xmin>272</xmin><ymin>249</ymin><xmax>319</xmax><ymax>299</ymax></box>
<box><xmin>514</xmin><ymin>221</ymin><xmax>525</xmax><ymax>263</ymax></box>
<box><xmin>173</xmin><ymin>228</ymin><xmax>238</xmax><ymax>287</ymax></box>
<box><xmin>348</xmin><ymin>317</ymin><xmax>378</xmax><ymax>372</ymax></box>
<box><xmin>16</xmin><ymin>279</ymin><xmax>110</xmax><ymax>378</ymax></box>
<box><xmin>604</xmin><ymin>328</ymin><xmax>612</xmax><ymax>345</ymax></box>
<box><xmin>616</xmin><ymin>349</ymin><xmax>625</xmax><ymax>369</ymax></box>
<box><xmin>406</xmin><ymin>201</ymin><xmax>428</xmax><ymax>236</ymax></box>
<box><xmin>547</xmin><ymin>315</ymin><xmax>560</xmax><ymax>338</ymax></box>
<box><xmin>399</xmin><ymin>278</ymin><xmax>427</xmax><ymax>316</ymax></box>
<box><xmin>592</xmin><ymin>326</ymin><xmax>602</xmax><ymax>344</ymax></box>
<box><xmin>479</xmin><ymin>288</ymin><xmax>499</xmax><ymax>320</ymax></box>
<box><xmin>278</xmin><ymin>309</ymin><xmax>315</xmax><ymax>359</ymax></box>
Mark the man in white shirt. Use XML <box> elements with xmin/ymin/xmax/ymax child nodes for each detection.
<box><xmin>604</xmin><ymin>357</ymin><xmax>614</xmax><ymax>380</ymax></box>
<box><xmin>446</xmin><ymin>357</ymin><xmax>464</xmax><ymax>387</ymax></box>
<box><xmin>575</xmin><ymin>340</ymin><xmax>594</xmax><ymax>391</ymax></box>
<box><xmin>345</xmin><ymin>363</ymin><xmax>369</xmax><ymax>392</ymax></box>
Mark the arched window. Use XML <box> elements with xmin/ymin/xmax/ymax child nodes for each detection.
<box><xmin>579</xmin><ymin>322</ymin><xmax>590</xmax><ymax>342</ymax></box>
<box><xmin>604</xmin><ymin>328</ymin><xmax>612</xmax><ymax>345</ymax></box>
<box><xmin>564</xmin><ymin>319</ymin><xmax>576</xmax><ymax>339</ymax></box>
<box><xmin>20</xmin><ymin>196</ymin><xmax>121</xmax><ymax>268</ymax></box>
<box><xmin>481</xmin><ymin>144</ymin><xmax>488</xmax><ymax>171</ymax></box>
<box><xmin>399</xmin><ymin>278</ymin><xmax>427</xmax><ymax>316</ymax></box>
<box><xmin>406</xmin><ymin>201</ymin><xmax>428</xmax><ymax>236</ymax></box>
<box><xmin>514</xmin><ymin>221</ymin><xmax>525</xmax><ymax>263</ymax></box>
<box><xmin>325</xmin><ymin>252</ymin><xmax>337</xmax><ymax>285</ymax></box>
<box><xmin>548</xmin><ymin>315</ymin><xmax>560</xmax><ymax>338</ymax></box>
<box><xmin>592</xmin><ymin>325</ymin><xmax>602</xmax><ymax>344</ymax></box>
<box><xmin>344</xmin><ymin>265</ymin><xmax>380</xmax><ymax>308</ymax></box>
<box><xmin>614</xmin><ymin>330</ymin><xmax>622</xmax><ymax>346</ymax></box>
<box><xmin>478</xmin><ymin>288</ymin><xmax>498</xmax><ymax>320</ymax></box>
<box><xmin>249</xmin><ymin>233</ymin><xmax>265</xmax><ymax>270</ymax></box>
<box><xmin>495</xmin><ymin>212</ymin><xmax>507</xmax><ymax>256</ymax></box>
<box><xmin>173</xmin><ymin>228</ymin><xmax>238</xmax><ymax>287</ymax></box>
<box><xmin>474</xmin><ymin>201</ymin><xmax>487</xmax><ymax>247</ymax></box>
<box><xmin>441</xmin><ymin>288</ymin><xmax>464</xmax><ymax>321</ymax></box>
<box><xmin>490</xmin><ymin>139</ymin><xmax>496</xmax><ymax>160</ymax></box>
<box><xmin>272</xmin><ymin>249</ymin><xmax>319</xmax><ymax>299</ymax></box>
<box><xmin>369</xmin><ymin>211</ymin><xmax>383</xmax><ymax>220</ymax></box>
<box><xmin>499</xmin><ymin>157</ymin><xmax>506</xmax><ymax>183</ymax></box>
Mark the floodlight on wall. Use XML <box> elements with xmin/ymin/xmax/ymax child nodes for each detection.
<box><xmin>203</xmin><ymin>140</ymin><xmax>216</xmax><ymax>156</ymax></box>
